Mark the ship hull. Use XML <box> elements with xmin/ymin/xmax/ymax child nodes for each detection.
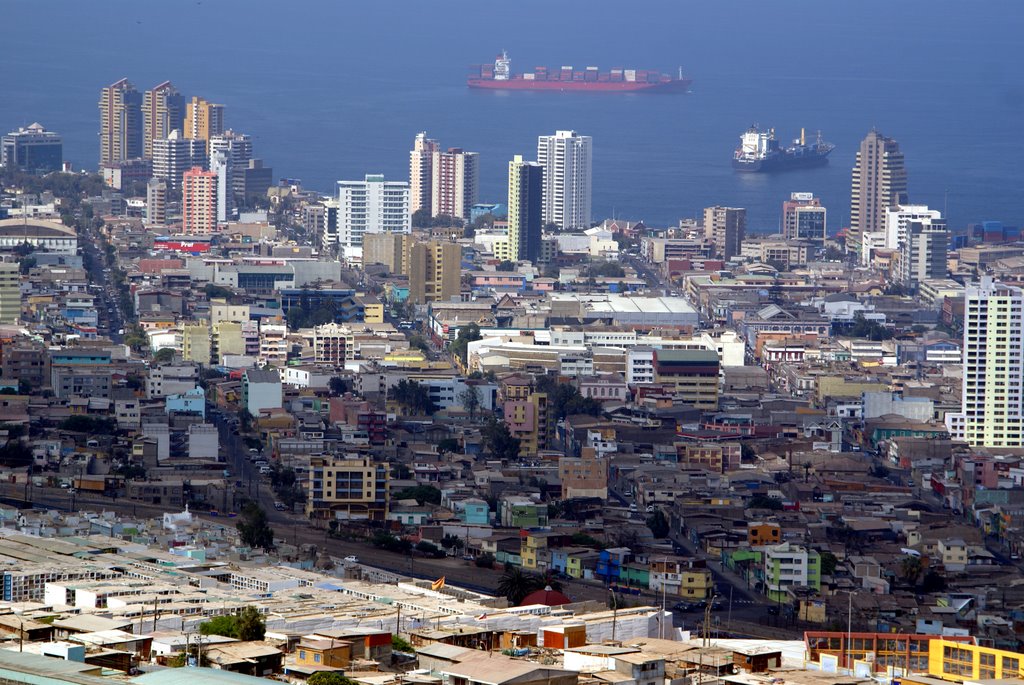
<box><xmin>467</xmin><ymin>77</ymin><xmax>692</xmax><ymax>93</ymax></box>
<box><xmin>732</xmin><ymin>152</ymin><xmax>831</xmax><ymax>173</ymax></box>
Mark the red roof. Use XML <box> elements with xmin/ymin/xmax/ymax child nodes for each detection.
<box><xmin>519</xmin><ymin>587</ymin><xmax>572</xmax><ymax>607</ymax></box>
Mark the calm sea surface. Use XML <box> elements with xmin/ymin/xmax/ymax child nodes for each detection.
<box><xmin>3</xmin><ymin>0</ymin><xmax>1023</xmax><ymax>232</ymax></box>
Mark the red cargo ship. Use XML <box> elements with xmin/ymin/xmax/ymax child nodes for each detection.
<box><xmin>467</xmin><ymin>51</ymin><xmax>692</xmax><ymax>93</ymax></box>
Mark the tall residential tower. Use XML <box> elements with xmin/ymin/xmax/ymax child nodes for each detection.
<box><xmin>507</xmin><ymin>155</ymin><xmax>544</xmax><ymax>262</ymax></box>
<box><xmin>182</xmin><ymin>167</ymin><xmax>218</xmax><ymax>234</ymax></box>
<box><xmin>142</xmin><ymin>81</ymin><xmax>185</xmax><ymax>160</ymax></box>
<box><xmin>98</xmin><ymin>78</ymin><xmax>142</xmax><ymax>166</ymax></box>
<box><xmin>703</xmin><ymin>206</ymin><xmax>746</xmax><ymax>260</ymax></box>
<box><xmin>431</xmin><ymin>147</ymin><xmax>479</xmax><ymax>220</ymax></box>
<box><xmin>409</xmin><ymin>132</ymin><xmax>438</xmax><ymax>214</ymax></box>
<box><xmin>950</xmin><ymin>279</ymin><xmax>1024</xmax><ymax>448</ymax></box>
<box><xmin>184</xmin><ymin>96</ymin><xmax>225</xmax><ymax>154</ymax></box>
<box><xmin>848</xmin><ymin>130</ymin><xmax>907</xmax><ymax>257</ymax></box>
<box><xmin>537</xmin><ymin>130</ymin><xmax>592</xmax><ymax>230</ymax></box>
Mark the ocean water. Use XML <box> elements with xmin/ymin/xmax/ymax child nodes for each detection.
<box><xmin>3</xmin><ymin>0</ymin><xmax>1023</xmax><ymax>232</ymax></box>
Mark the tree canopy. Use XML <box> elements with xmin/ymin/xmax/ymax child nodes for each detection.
<box><xmin>199</xmin><ymin>606</ymin><xmax>265</xmax><ymax>641</ymax></box>
<box><xmin>390</xmin><ymin>379</ymin><xmax>437</xmax><ymax>415</ymax></box>
<box><xmin>482</xmin><ymin>418</ymin><xmax>521</xmax><ymax>460</ymax></box>
<box><xmin>236</xmin><ymin>501</ymin><xmax>274</xmax><ymax>549</ymax></box>
<box><xmin>450</xmin><ymin>324</ymin><xmax>482</xmax><ymax>365</ymax></box>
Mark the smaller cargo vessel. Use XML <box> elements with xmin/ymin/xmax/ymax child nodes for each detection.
<box><xmin>732</xmin><ymin>126</ymin><xmax>834</xmax><ymax>172</ymax></box>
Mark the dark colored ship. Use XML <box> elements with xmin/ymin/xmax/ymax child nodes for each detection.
<box><xmin>467</xmin><ymin>51</ymin><xmax>692</xmax><ymax>93</ymax></box>
<box><xmin>732</xmin><ymin>126</ymin><xmax>835</xmax><ymax>172</ymax></box>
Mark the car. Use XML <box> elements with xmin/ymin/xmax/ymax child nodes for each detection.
<box><xmin>248</xmin><ymin>448</ymin><xmax>259</xmax><ymax>454</ymax></box>
<box><xmin>343</xmin><ymin>555</ymin><xmax>359</xmax><ymax>564</ymax></box>
<box><xmin>259</xmin><ymin>466</ymin><xmax>271</xmax><ymax>475</ymax></box>
<box><xmin>273</xmin><ymin>501</ymin><xmax>286</xmax><ymax>511</ymax></box>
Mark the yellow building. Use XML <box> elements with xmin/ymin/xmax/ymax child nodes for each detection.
<box><xmin>652</xmin><ymin>349</ymin><xmax>720</xmax><ymax>410</ymax></box>
<box><xmin>181</xmin><ymin>323</ymin><xmax>211</xmax><ymax>364</ymax></box>
<box><xmin>296</xmin><ymin>638</ymin><xmax>351</xmax><ymax>669</ymax></box>
<box><xmin>360</xmin><ymin>298</ymin><xmax>384</xmax><ymax>324</ymax></box>
<box><xmin>213</xmin><ymin>320</ymin><xmax>245</xmax><ymax>359</ymax></box>
<box><xmin>507</xmin><ymin>155</ymin><xmax>543</xmax><ymax>261</ymax></box>
<box><xmin>407</xmin><ymin>240</ymin><xmax>461</xmax><ymax>305</ymax></box>
<box><xmin>927</xmin><ymin>639</ymin><xmax>1024</xmax><ymax>682</ymax></box>
<box><xmin>363</xmin><ymin>233</ymin><xmax>409</xmax><ymax>273</ymax></box>
<box><xmin>183</xmin><ymin>96</ymin><xmax>224</xmax><ymax>154</ymax></box>
<box><xmin>680</xmin><ymin>568</ymin><xmax>714</xmax><ymax>600</ymax></box>
<box><xmin>521</xmin><ymin>532</ymin><xmax>549</xmax><ymax>570</ymax></box>
<box><xmin>305</xmin><ymin>455</ymin><xmax>388</xmax><ymax>521</ymax></box>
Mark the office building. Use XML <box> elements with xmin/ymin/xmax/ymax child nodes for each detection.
<box><xmin>884</xmin><ymin>204</ymin><xmax>943</xmax><ymax>251</ymax></box>
<box><xmin>335</xmin><ymin>175</ymin><xmax>410</xmax><ymax>259</ymax></box>
<box><xmin>0</xmin><ymin>262</ymin><xmax>20</xmax><ymax>324</ymax></box>
<box><xmin>152</xmin><ymin>129</ymin><xmax>203</xmax><ymax>191</ymax></box>
<box><xmin>957</xmin><ymin>279</ymin><xmax>1024</xmax><ymax>448</ymax></box>
<box><xmin>209</xmin><ymin>129</ymin><xmax>253</xmax><ymax>203</ymax></box>
<box><xmin>848</xmin><ymin>129</ymin><xmax>908</xmax><ymax>257</ymax></box>
<box><xmin>142</xmin><ymin>81</ymin><xmax>185</xmax><ymax>160</ymax></box>
<box><xmin>703</xmin><ymin>206</ymin><xmax>746</xmax><ymax>260</ymax></box>
<box><xmin>240</xmin><ymin>159</ymin><xmax>273</xmax><ymax>204</ymax></box>
<box><xmin>1</xmin><ymin>123</ymin><xmax>63</xmax><ymax>174</ymax></box>
<box><xmin>98</xmin><ymin>78</ymin><xmax>142</xmax><ymax>165</ymax></box>
<box><xmin>782</xmin><ymin>192</ymin><xmax>826</xmax><ymax>243</ymax></box>
<box><xmin>537</xmin><ymin>129</ymin><xmax>592</xmax><ymax>230</ymax></box>
<box><xmin>210</xmin><ymin>151</ymin><xmax>233</xmax><ymax>222</ymax></box>
<box><xmin>409</xmin><ymin>131</ymin><xmax>438</xmax><ymax>214</ymax></box>
<box><xmin>431</xmin><ymin>147</ymin><xmax>479</xmax><ymax>220</ymax></box>
<box><xmin>896</xmin><ymin>219</ymin><xmax>948</xmax><ymax>291</ymax></box>
<box><xmin>652</xmin><ymin>349</ymin><xmax>720</xmax><ymax>410</ymax></box>
<box><xmin>183</xmin><ymin>96</ymin><xmax>225</xmax><ymax>154</ymax></box>
<box><xmin>408</xmin><ymin>240</ymin><xmax>461</xmax><ymax>304</ymax></box>
<box><xmin>181</xmin><ymin>167</ymin><xmax>218</xmax><ymax>234</ymax></box>
<box><xmin>145</xmin><ymin>178</ymin><xmax>167</xmax><ymax>226</ymax></box>
<box><xmin>507</xmin><ymin>155</ymin><xmax>544</xmax><ymax>262</ymax></box>
<box><xmin>100</xmin><ymin>158</ymin><xmax>151</xmax><ymax>190</ymax></box>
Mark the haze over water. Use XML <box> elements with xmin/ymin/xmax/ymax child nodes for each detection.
<box><xmin>3</xmin><ymin>0</ymin><xmax>1023</xmax><ymax>232</ymax></box>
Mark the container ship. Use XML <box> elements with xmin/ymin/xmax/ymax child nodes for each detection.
<box><xmin>467</xmin><ymin>51</ymin><xmax>692</xmax><ymax>93</ymax></box>
<box><xmin>732</xmin><ymin>126</ymin><xmax>835</xmax><ymax>172</ymax></box>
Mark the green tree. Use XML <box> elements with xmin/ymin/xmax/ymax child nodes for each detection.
<box><xmin>496</xmin><ymin>260</ymin><xmax>516</xmax><ymax>272</ymax></box>
<box><xmin>153</xmin><ymin>348</ymin><xmax>176</xmax><ymax>363</ymax></box>
<box><xmin>199</xmin><ymin>614</ymin><xmax>239</xmax><ymax>638</ymax></box>
<box><xmin>391</xmin><ymin>635</ymin><xmax>414</xmax><ymax>654</ymax></box>
<box><xmin>437</xmin><ymin>438</ymin><xmax>460</xmax><ymax>455</ymax></box>
<box><xmin>588</xmin><ymin>261</ymin><xmax>626</xmax><ymax>278</ymax></box>
<box><xmin>0</xmin><ymin>441</ymin><xmax>33</xmax><ymax>468</ymax></box>
<box><xmin>394</xmin><ymin>485</ymin><xmax>442</xmax><ymax>505</ymax></box>
<box><xmin>748</xmin><ymin>494</ymin><xmax>784</xmax><ymax>510</ymax></box>
<box><xmin>412</xmin><ymin>208</ymin><xmax>433</xmax><ymax>228</ymax></box>
<box><xmin>235</xmin><ymin>606</ymin><xmax>266</xmax><ymax>641</ymax></box>
<box><xmin>820</xmin><ymin>551</ymin><xmax>838</xmax><ymax>576</ymax></box>
<box><xmin>236</xmin><ymin>501</ymin><xmax>274</xmax><ymax>550</ymax></box>
<box><xmin>390</xmin><ymin>379</ymin><xmax>437</xmax><ymax>415</ymax></box>
<box><xmin>497</xmin><ymin>567</ymin><xmax>546</xmax><ymax>605</ymax></box>
<box><xmin>481</xmin><ymin>418</ymin><xmax>521</xmax><ymax>460</ymax></box>
<box><xmin>646</xmin><ymin>510</ymin><xmax>670</xmax><ymax>538</ymax></box>
<box><xmin>308</xmin><ymin>674</ymin><xmax>355</xmax><ymax>685</ymax></box>
<box><xmin>459</xmin><ymin>385</ymin><xmax>482</xmax><ymax>421</ymax></box>
<box><xmin>534</xmin><ymin>375</ymin><xmax>603</xmax><ymax>421</ymax></box>
<box><xmin>900</xmin><ymin>555</ymin><xmax>923</xmax><ymax>586</ymax></box>
<box><xmin>328</xmin><ymin>376</ymin><xmax>349</xmax><ymax>396</ymax></box>
<box><xmin>475</xmin><ymin>552</ymin><xmax>495</xmax><ymax>568</ymax></box>
<box><xmin>441</xmin><ymin>534</ymin><xmax>465</xmax><ymax>552</ymax></box>
<box><xmin>204</xmin><ymin>283</ymin><xmax>234</xmax><ymax>299</ymax></box>
<box><xmin>449</xmin><ymin>323</ymin><xmax>481</xmax><ymax>365</ymax></box>
<box><xmin>415</xmin><ymin>540</ymin><xmax>443</xmax><ymax>557</ymax></box>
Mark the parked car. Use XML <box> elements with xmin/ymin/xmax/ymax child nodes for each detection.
<box><xmin>344</xmin><ymin>555</ymin><xmax>359</xmax><ymax>564</ymax></box>
<box><xmin>273</xmin><ymin>501</ymin><xmax>286</xmax><ymax>511</ymax></box>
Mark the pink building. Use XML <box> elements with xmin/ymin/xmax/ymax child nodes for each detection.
<box><xmin>182</xmin><ymin>167</ymin><xmax>217</xmax><ymax>234</ymax></box>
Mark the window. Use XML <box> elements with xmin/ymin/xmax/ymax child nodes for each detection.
<box><xmin>314</xmin><ymin>654</ymin><xmax>322</xmax><ymax>663</ymax></box>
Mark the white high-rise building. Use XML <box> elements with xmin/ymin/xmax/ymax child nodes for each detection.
<box><xmin>145</xmin><ymin>178</ymin><xmax>167</xmax><ymax>226</ymax></box>
<box><xmin>210</xmin><ymin>151</ymin><xmax>233</xmax><ymax>223</ymax></box>
<box><xmin>896</xmin><ymin>219</ymin><xmax>948</xmax><ymax>290</ymax></box>
<box><xmin>209</xmin><ymin>130</ymin><xmax>253</xmax><ymax>203</ymax></box>
<box><xmin>152</xmin><ymin>129</ymin><xmax>203</xmax><ymax>191</ymax></box>
<box><xmin>884</xmin><ymin>204</ymin><xmax>943</xmax><ymax>251</ymax></box>
<box><xmin>537</xmin><ymin>130</ymin><xmax>592</xmax><ymax>230</ymax></box>
<box><xmin>948</xmin><ymin>278</ymin><xmax>1024</xmax><ymax>448</ymax></box>
<box><xmin>335</xmin><ymin>174</ymin><xmax>410</xmax><ymax>263</ymax></box>
<box><xmin>409</xmin><ymin>132</ymin><xmax>438</xmax><ymax>214</ymax></box>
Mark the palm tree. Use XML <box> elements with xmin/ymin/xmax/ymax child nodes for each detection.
<box><xmin>900</xmin><ymin>555</ymin><xmax>923</xmax><ymax>586</ymax></box>
<box><xmin>497</xmin><ymin>567</ymin><xmax>545</xmax><ymax>605</ymax></box>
